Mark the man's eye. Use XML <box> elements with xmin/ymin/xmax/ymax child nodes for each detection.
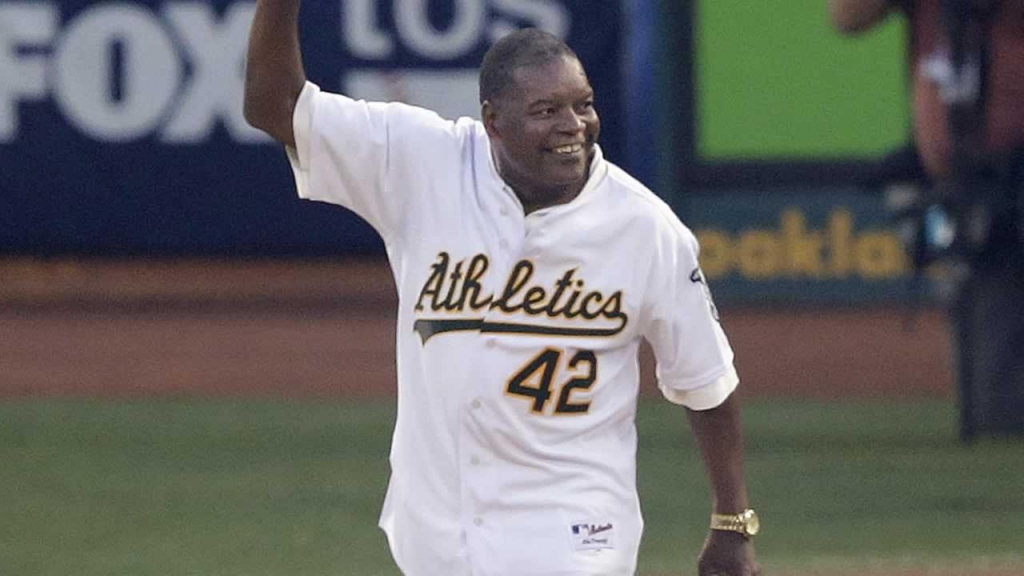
<box><xmin>535</xmin><ymin>108</ymin><xmax>555</xmax><ymax>117</ymax></box>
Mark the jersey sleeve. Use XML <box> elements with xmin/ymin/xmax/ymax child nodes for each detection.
<box><xmin>641</xmin><ymin>225</ymin><xmax>738</xmax><ymax>411</ymax></box>
<box><xmin>285</xmin><ymin>81</ymin><xmax>459</xmax><ymax>241</ymax></box>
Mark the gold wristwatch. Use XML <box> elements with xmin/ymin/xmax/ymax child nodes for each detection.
<box><xmin>710</xmin><ymin>508</ymin><xmax>760</xmax><ymax>538</ymax></box>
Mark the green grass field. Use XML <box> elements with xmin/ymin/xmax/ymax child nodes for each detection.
<box><xmin>2</xmin><ymin>398</ymin><xmax>1022</xmax><ymax>575</ymax></box>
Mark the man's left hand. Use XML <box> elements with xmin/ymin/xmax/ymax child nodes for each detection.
<box><xmin>697</xmin><ymin>530</ymin><xmax>762</xmax><ymax>576</ymax></box>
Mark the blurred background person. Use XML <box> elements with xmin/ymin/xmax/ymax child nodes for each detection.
<box><xmin>829</xmin><ymin>0</ymin><xmax>1024</xmax><ymax>440</ymax></box>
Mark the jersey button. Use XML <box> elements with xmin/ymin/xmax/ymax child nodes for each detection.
<box><xmin>471</xmin><ymin>399</ymin><xmax>481</xmax><ymax>409</ymax></box>
<box><xmin>473</xmin><ymin>517</ymin><xmax>483</xmax><ymax>527</ymax></box>
<box><xmin>470</xmin><ymin>456</ymin><xmax>480</xmax><ymax>466</ymax></box>
<box><xmin>485</xmin><ymin>338</ymin><xmax>496</xmax><ymax>348</ymax></box>
<box><xmin>499</xmin><ymin>239</ymin><xmax>509</xmax><ymax>250</ymax></box>
<box><xmin>499</xmin><ymin>206</ymin><xmax>509</xmax><ymax>216</ymax></box>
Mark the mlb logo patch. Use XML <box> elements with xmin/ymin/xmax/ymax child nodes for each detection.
<box><xmin>570</xmin><ymin>521</ymin><xmax>615</xmax><ymax>551</ymax></box>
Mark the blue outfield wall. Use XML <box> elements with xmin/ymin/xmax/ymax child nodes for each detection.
<box><xmin>0</xmin><ymin>0</ymin><xmax>626</xmax><ymax>256</ymax></box>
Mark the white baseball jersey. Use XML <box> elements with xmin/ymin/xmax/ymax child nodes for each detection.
<box><xmin>286</xmin><ymin>81</ymin><xmax>739</xmax><ymax>576</ymax></box>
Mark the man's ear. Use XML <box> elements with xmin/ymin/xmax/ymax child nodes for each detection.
<box><xmin>482</xmin><ymin>100</ymin><xmax>500</xmax><ymax>138</ymax></box>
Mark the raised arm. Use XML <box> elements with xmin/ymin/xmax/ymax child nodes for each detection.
<box><xmin>243</xmin><ymin>0</ymin><xmax>307</xmax><ymax>146</ymax></box>
<box><xmin>828</xmin><ymin>0</ymin><xmax>897</xmax><ymax>35</ymax></box>
<box><xmin>686</xmin><ymin>393</ymin><xmax>761</xmax><ymax>576</ymax></box>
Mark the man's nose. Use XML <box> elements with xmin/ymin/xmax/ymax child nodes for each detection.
<box><xmin>557</xmin><ymin>109</ymin><xmax>585</xmax><ymax>132</ymax></box>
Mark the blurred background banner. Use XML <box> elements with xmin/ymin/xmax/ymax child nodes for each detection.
<box><xmin>660</xmin><ymin>0</ymin><xmax>910</xmax><ymax>191</ymax></box>
<box><xmin>679</xmin><ymin>187</ymin><xmax>915</xmax><ymax>304</ymax></box>
<box><xmin>654</xmin><ymin>0</ymin><xmax>921</xmax><ymax>304</ymax></box>
<box><xmin>0</xmin><ymin>0</ymin><xmax>623</xmax><ymax>256</ymax></box>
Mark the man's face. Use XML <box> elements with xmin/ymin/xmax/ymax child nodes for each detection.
<box><xmin>484</xmin><ymin>54</ymin><xmax>601</xmax><ymax>211</ymax></box>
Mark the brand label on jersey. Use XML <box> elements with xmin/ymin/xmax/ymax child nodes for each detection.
<box><xmin>413</xmin><ymin>252</ymin><xmax>629</xmax><ymax>343</ymax></box>
<box><xmin>570</xmin><ymin>521</ymin><xmax>615</xmax><ymax>551</ymax></box>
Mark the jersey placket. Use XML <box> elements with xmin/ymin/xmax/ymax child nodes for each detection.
<box><xmin>456</xmin><ymin>182</ymin><xmax>526</xmax><ymax>566</ymax></box>
<box><xmin>459</xmin><ymin>202</ymin><xmax>587</xmax><ymax>572</ymax></box>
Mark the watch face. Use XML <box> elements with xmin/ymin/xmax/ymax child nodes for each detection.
<box><xmin>744</xmin><ymin>510</ymin><xmax>760</xmax><ymax>536</ymax></box>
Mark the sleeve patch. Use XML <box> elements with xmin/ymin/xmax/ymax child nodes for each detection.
<box><xmin>689</xmin><ymin>267</ymin><xmax>720</xmax><ymax>321</ymax></box>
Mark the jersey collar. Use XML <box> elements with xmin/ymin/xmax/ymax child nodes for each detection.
<box><xmin>485</xmin><ymin>140</ymin><xmax>608</xmax><ymax>217</ymax></box>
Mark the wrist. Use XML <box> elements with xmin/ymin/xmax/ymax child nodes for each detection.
<box><xmin>712</xmin><ymin>494</ymin><xmax>750</xmax><ymax>516</ymax></box>
<box><xmin>712</xmin><ymin>502</ymin><xmax>749</xmax><ymax>515</ymax></box>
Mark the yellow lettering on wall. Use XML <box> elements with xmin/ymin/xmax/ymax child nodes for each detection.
<box><xmin>738</xmin><ymin>231</ymin><xmax>781</xmax><ymax>278</ymax></box>
<box><xmin>694</xmin><ymin>207</ymin><xmax>909</xmax><ymax>282</ymax></box>
<box><xmin>698</xmin><ymin>231</ymin><xmax>733</xmax><ymax>278</ymax></box>
<box><xmin>855</xmin><ymin>232</ymin><xmax>908</xmax><ymax>278</ymax></box>
<box><xmin>782</xmin><ymin>209</ymin><xmax>824</xmax><ymax>278</ymax></box>
<box><xmin>828</xmin><ymin>209</ymin><xmax>854</xmax><ymax>277</ymax></box>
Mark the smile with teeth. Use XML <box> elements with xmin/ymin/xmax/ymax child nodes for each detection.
<box><xmin>552</xmin><ymin>143</ymin><xmax>583</xmax><ymax>155</ymax></box>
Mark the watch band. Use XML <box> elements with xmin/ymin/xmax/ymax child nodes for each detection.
<box><xmin>710</xmin><ymin>508</ymin><xmax>759</xmax><ymax>537</ymax></box>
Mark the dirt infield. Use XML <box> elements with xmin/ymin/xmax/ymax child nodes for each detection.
<box><xmin>0</xmin><ymin>258</ymin><xmax>954</xmax><ymax>399</ymax></box>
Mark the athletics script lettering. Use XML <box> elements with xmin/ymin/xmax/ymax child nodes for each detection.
<box><xmin>412</xmin><ymin>252</ymin><xmax>629</xmax><ymax>343</ymax></box>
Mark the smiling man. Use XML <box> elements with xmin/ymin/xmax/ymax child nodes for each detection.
<box><xmin>244</xmin><ymin>2</ymin><xmax>761</xmax><ymax>575</ymax></box>
<box><xmin>479</xmin><ymin>36</ymin><xmax>600</xmax><ymax>214</ymax></box>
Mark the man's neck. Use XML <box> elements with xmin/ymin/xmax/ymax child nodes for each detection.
<box><xmin>495</xmin><ymin>158</ymin><xmax>592</xmax><ymax>215</ymax></box>
<box><xmin>514</xmin><ymin>181</ymin><xmax>585</xmax><ymax>215</ymax></box>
